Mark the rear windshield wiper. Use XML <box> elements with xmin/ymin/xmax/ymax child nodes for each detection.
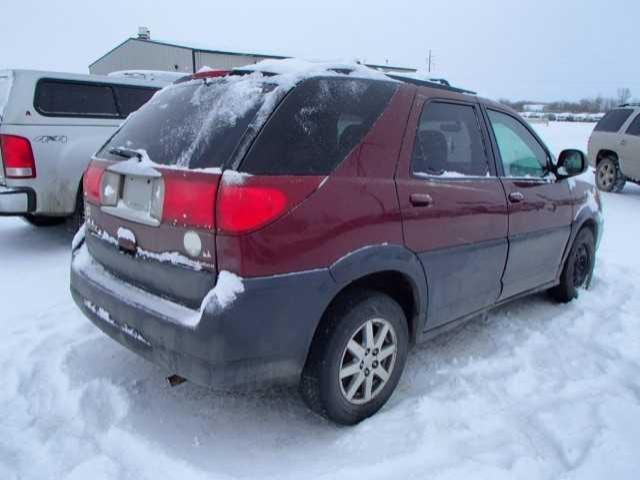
<box><xmin>109</xmin><ymin>147</ymin><xmax>143</xmax><ymax>160</ymax></box>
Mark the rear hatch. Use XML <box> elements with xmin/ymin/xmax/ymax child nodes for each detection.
<box><xmin>84</xmin><ymin>73</ymin><xmax>284</xmax><ymax>308</ymax></box>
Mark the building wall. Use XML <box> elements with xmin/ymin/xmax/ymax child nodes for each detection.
<box><xmin>194</xmin><ymin>51</ymin><xmax>273</xmax><ymax>71</ymax></box>
<box><xmin>89</xmin><ymin>40</ymin><xmax>194</xmax><ymax>75</ymax></box>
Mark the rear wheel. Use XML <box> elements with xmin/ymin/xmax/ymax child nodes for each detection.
<box><xmin>596</xmin><ymin>157</ymin><xmax>626</xmax><ymax>192</ymax></box>
<box><xmin>550</xmin><ymin>228</ymin><xmax>595</xmax><ymax>303</ymax></box>
<box><xmin>66</xmin><ymin>186</ymin><xmax>85</xmax><ymax>233</ymax></box>
<box><xmin>300</xmin><ymin>290</ymin><xmax>409</xmax><ymax>425</ymax></box>
<box><xmin>21</xmin><ymin>215</ymin><xmax>65</xmax><ymax>227</ymax></box>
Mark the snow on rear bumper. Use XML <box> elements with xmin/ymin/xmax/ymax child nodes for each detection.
<box><xmin>70</xmin><ymin>243</ymin><xmax>337</xmax><ymax>388</ymax></box>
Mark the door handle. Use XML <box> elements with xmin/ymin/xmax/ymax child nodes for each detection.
<box><xmin>409</xmin><ymin>193</ymin><xmax>433</xmax><ymax>207</ymax></box>
<box><xmin>508</xmin><ymin>191</ymin><xmax>524</xmax><ymax>203</ymax></box>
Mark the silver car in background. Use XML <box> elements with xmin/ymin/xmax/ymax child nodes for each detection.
<box><xmin>588</xmin><ymin>104</ymin><xmax>640</xmax><ymax>192</ymax></box>
<box><xmin>0</xmin><ymin>70</ymin><xmax>169</xmax><ymax>229</ymax></box>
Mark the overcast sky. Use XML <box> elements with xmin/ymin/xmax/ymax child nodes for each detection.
<box><xmin>1</xmin><ymin>0</ymin><xmax>637</xmax><ymax>101</ymax></box>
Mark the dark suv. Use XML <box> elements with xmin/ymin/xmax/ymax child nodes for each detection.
<box><xmin>71</xmin><ymin>62</ymin><xmax>603</xmax><ymax>425</ymax></box>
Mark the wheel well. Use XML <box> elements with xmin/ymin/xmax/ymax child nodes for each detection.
<box><xmin>319</xmin><ymin>271</ymin><xmax>419</xmax><ymax>345</ymax></box>
<box><xmin>596</xmin><ymin>149</ymin><xmax>618</xmax><ymax>165</ymax></box>
<box><xmin>580</xmin><ymin>218</ymin><xmax>598</xmax><ymax>241</ymax></box>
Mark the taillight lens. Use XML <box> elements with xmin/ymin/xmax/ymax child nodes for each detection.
<box><xmin>162</xmin><ymin>171</ymin><xmax>218</xmax><ymax>229</ymax></box>
<box><xmin>218</xmin><ymin>184</ymin><xmax>288</xmax><ymax>234</ymax></box>
<box><xmin>100</xmin><ymin>171</ymin><xmax>121</xmax><ymax>206</ymax></box>
<box><xmin>1</xmin><ymin>134</ymin><xmax>36</xmax><ymax>178</ymax></box>
<box><xmin>84</xmin><ymin>163</ymin><xmax>105</xmax><ymax>204</ymax></box>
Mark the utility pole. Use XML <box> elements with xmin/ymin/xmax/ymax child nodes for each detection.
<box><xmin>427</xmin><ymin>49</ymin><xmax>433</xmax><ymax>73</ymax></box>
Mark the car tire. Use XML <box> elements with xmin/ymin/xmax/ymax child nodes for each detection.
<box><xmin>596</xmin><ymin>157</ymin><xmax>626</xmax><ymax>192</ymax></box>
<box><xmin>66</xmin><ymin>186</ymin><xmax>85</xmax><ymax>233</ymax></box>
<box><xmin>300</xmin><ymin>289</ymin><xmax>409</xmax><ymax>425</ymax></box>
<box><xmin>550</xmin><ymin>228</ymin><xmax>595</xmax><ymax>303</ymax></box>
<box><xmin>21</xmin><ymin>215</ymin><xmax>65</xmax><ymax>227</ymax></box>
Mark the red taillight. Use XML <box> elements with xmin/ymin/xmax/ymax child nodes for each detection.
<box><xmin>1</xmin><ymin>134</ymin><xmax>36</xmax><ymax>178</ymax></box>
<box><xmin>218</xmin><ymin>184</ymin><xmax>288</xmax><ymax>234</ymax></box>
<box><xmin>161</xmin><ymin>171</ymin><xmax>219</xmax><ymax>229</ymax></box>
<box><xmin>84</xmin><ymin>163</ymin><xmax>105</xmax><ymax>204</ymax></box>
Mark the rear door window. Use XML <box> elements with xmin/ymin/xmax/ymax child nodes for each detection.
<box><xmin>411</xmin><ymin>102</ymin><xmax>490</xmax><ymax>177</ymax></box>
<box><xmin>625</xmin><ymin>113</ymin><xmax>640</xmax><ymax>136</ymax></box>
<box><xmin>594</xmin><ymin>109</ymin><xmax>633</xmax><ymax>133</ymax></box>
<box><xmin>35</xmin><ymin>80</ymin><xmax>119</xmax><ymax>118</ymax></box>
<box><xmin>240</xmin><ymin>77</ymin><xmax>398</xmax><ymax>175</ymax></box>
<box><xmin>114</xmin><ymin>86</ymin><xmax>158</xmax><ymax>117</ymax></box>
<box><xmin>487</xmin><ymin>110</ymin><xmax>549</xmax><ymax>178</ymax></box>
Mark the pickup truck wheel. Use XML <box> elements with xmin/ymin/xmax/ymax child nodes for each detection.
<box><xmin>550</xmin><ymin>228</ymin><xmax>595</xmax><ymax>303</ymax></box>
<box><xmin>300</xmin><ymin>289</ymin><xmax>409</xmax><ymax>425</ymax></box>
<box><xmin>22</xmin><ymin>215</ymin><xmax>65</xmax><ymax>227</ymax></box>
<box><xmin>66</xmin><ymin>187</ymin><xmax>85</xmax><ymax>233</ymax></box>
<box><xmin>596</xmin><ymin>157</ymin><xmax>626</xmax><ymax>192</ymax></box>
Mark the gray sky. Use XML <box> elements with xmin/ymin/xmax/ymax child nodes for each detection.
<box><xmin>1</xmin><ymin>0</ymin><xmax>637</xmax><ymax>101</ymax></box>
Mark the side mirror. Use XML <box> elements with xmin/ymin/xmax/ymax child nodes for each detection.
<box><xmin>557</xmin><ymin>149</ymin><xmax>587</xmax><ymax>178</ymax></box>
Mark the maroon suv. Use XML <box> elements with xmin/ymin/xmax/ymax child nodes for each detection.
<box><xmin>71</xmin><ymin>62</ymin><xmax>603</xmax><ymax>425</ymax></box>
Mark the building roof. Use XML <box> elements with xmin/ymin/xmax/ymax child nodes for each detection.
<box><xmin>89</xmin><ymin>37</ymin><xmax>416</xmax><ymax>73</ymax></box>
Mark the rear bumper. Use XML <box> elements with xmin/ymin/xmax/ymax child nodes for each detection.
<box><xmin>0</xmin><ymin>186</ymin><xmax>35</xmax><ymax>215</ymax></box>
<box><xmin>70</xmin><ymin>242</ymin><xmax>337</xmax><ymax>389</ymax></box>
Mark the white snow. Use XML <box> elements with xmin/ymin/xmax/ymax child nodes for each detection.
<box><xmin>116</xmin><ymin>227</ymin><xmax>135</xmax><ymax>243</ymax></box>
<box><xmin>2</xmin><ymin>122</ymin><xmax>640</xmax><ymax>479</ymax></box>
<box><xmin>200</xmin><ymin>270</ymin><xmax>244</xmax><ymax>312</ymax></box>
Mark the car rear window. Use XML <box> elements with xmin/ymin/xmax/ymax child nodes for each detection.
<box><xmin>239</xmin><ymin>77</ymin><xmax>398</xmax><ymax>175</ymax></box>
<box><xmin>594</xmin><ymin>109</ymin><xmax>634</xmax><ymax>133</ymax></box>
<box><xmin>98</xmin><ymin>76</ymin><xmax>281</xmax><ymax>170</ymax></box>
<box><xmin>114</xmin><ymin>86</ymin><xmax>158</xmax><ymax>117</ymax></box>
<box><xmin>35</xmin><ymin>80</ymin><xmax>120</xmax><ymax>118</ymax></box>
<box><xmin>625</xmin><ymin>113</ymin><xmax>640</xmax><ymax>136</ymax></box>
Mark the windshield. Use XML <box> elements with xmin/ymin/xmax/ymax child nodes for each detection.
<box><xmin>0</xmin><ymin>70</ymin><xmax>13</xmax><ymax>121</ymax></box>
<box><xmin>98</xmin><ymin>74</ymin><xmax>280</xmax><ymax>170</ymax></box>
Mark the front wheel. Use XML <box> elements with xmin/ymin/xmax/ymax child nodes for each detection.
<box><xmin>596</xmin><ymin>157</ymin><xmax>626</xmax><ymax>192</ymax></box>
<box><xmin>550</xmin><ymin>228</ymin><xmax>595</xmax><ymax>303</ymax></box>
<box><xmin>300</xmin><ymin>290</ymin><xmax>409</xmax><ymax>425</ymax></box>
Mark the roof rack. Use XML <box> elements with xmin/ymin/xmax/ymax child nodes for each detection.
<box><xmin>619</xmin><ymin>103</ymin><xmax>640</xmax><ymax>108</ymax></box>
<box><xmin>386</xmin><ymin>74</ymin><xmax>476</xmax><ymax>95</ymax></box>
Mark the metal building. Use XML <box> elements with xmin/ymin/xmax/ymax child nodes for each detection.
<box><xmin>89</xmin><ymin>27</ymin><xmax>417</xmax><ymax>76</ymax></box>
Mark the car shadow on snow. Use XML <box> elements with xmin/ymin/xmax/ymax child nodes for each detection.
<box><xmin>0</xmin><ymin>219</ymin><xmax>73</xmax><ymax>255</ymax></box>
<box><xmin>61</xmin><ymin>289</ymin><xmax>566</xmax><ymax>476</ymax></box>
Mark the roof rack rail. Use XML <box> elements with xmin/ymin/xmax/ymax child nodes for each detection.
<box><xmin>619</xmin><ymin>103</ymin><xmax>640</xmax><ymax>108</ymax></box>
<box><xmin>386</xmin><ymin>74</ymin><xmax>477</xmax><ymax>95</ymax></box>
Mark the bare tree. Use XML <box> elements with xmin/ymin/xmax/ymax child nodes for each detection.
<box><xmin>617</xmin><ymin>87</ymin><xmax>632</xmax><ymax>105</ymax></box>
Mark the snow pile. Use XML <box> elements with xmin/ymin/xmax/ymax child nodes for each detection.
<box><xmin>116</xmin><ymin>227</ymin><xmax>135</xmax><ymax>243</ymax></box>
<box><xmin>2</xmin><ymin>123</ymin><xmax>640</xmax><ymax>479</ymax></box>
<box><xmin>200</xmin><ymin>270</ymin><xmax>244</xmax><ymax>312</ymax></box>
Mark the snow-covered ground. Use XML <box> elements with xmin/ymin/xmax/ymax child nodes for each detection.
<box><xmin>2</xmin><ymin>122</ymin><xmax>640</xmax><ymax>480</ymax></box>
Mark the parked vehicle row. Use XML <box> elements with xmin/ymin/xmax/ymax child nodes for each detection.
<box><xmin>588</xmin><ymin>104</ymin><xmax>640</xmax><ymax>192</ymax></box>
<box><xmin>0</xmin><ymin>70</ymin><xmax>168</xmax><ymax>229</ymax></box>
<box><xmin>69</xmin><ymin>60</ymin><xmax>603</xmax><ymax>425</ymax></box>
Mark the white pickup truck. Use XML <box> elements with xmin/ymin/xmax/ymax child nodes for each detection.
<box><xmin>0</xmin><ymin>69</ymin><xmax>174</xmax><ymax>230</ymax></box>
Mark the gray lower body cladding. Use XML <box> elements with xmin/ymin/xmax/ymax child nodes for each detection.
<box><xmin>70</xmin><ymin>243</ymin><xmax>336</xmax><ymax>389</ymax></box>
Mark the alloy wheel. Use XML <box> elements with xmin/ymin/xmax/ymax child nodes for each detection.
<box><xmin>597</xmin><ymin>162</ymin><xmax>615</xmax><ymax>190</ymax></box>
<box><xmin>339</xmin><ymin>318</ymin><xmax>397</xmax><ymax>405</ymax></box>
<box><xmin>572</xmin><ymin>243</ymin><xmax>591</xmax><ymax>288</ymax></box>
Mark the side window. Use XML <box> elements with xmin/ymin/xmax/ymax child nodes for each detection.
<box><xmin>625</xmin><ymin>113</ymin><xmax>640</xmax><ymax>136</ymax></box>
<box><xmin>411</xmin><ymin>102</ymin><xmax>489</xmax><ymax>177</ymax></box>
<box><xmin>594</xmin><ymin>109</ymin><xmax>633</xmax><ymax>133</ymax></box>
<box><xmin>35</xmin><ymin>80</ymin><xmax>119</xmax><ymax>118</ymax></box>
<box><xmin>114</xmin><ymin>86</ymin><xmax>158</xmax><ymax>117</ymax></box>
<box><xmin>488</xmin><ymin>110</ymin><xmax>549</xmax><ymax>178</ymax></box>
<box><xmin>241</xmin><ymin>78</ymin><xmax>398</xmax><ymax>175</ymax></box>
